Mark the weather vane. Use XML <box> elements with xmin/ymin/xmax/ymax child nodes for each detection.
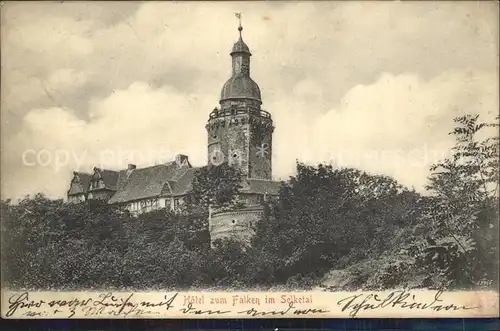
<box><xmin>235</xmin><ymin>12</ymin><xmax>242</xmax><ymax>35</ymax></box>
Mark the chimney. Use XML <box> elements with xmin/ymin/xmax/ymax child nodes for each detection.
<box><xmin>127</xmin><ymin>164</ymin><xmax>136</xmax><ymax>170</ymax></box>
<box><xmin>175</xmin><ymin>154</ymin><xmax>188</xmax><ymax>167</ymax></box>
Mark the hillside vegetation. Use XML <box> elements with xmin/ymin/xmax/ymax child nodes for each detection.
<box><xmin>2</xmin><ymin>114</ymin><xmax>498</xmax><ymax>291</ymax></box>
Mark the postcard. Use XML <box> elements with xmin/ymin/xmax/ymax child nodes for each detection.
<box><xmin>1</xmin><ymin>1</ymin><xmax>498</xmax><ymax>319</ymax></box>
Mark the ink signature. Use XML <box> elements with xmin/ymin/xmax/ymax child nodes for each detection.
<box><xmin>238</xmin><ymin>302</ymin><xmax>329</xmax><ymax>316</ymax></box>
<box><xmin>337</xmin><ymin>290</ymin><xmax>481</xmax><ymax>317</ymax></box>
<box><xmin>5</xmin><ymin>292</ymin><xmax>179</xmax><ymax>318</ymax></box>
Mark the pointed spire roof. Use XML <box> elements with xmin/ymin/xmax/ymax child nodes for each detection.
<box><xmin>220</xmin><ymin>14</ymin><xmax>261</xmax><ymax>104</ymax></box>
<box><xmin>231</xmin><ymin>26</ymin><xmax>251</xmax><ymax>55</ymax></box>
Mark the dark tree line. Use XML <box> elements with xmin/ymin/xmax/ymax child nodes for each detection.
<box><xmin>1</xmin><ymin>114</ymin><xmax>498</xmax><ymax>290</ymax></box>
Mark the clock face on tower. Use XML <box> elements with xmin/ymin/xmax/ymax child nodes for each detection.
<box><xmin>210</xmin><ymin>147</ymin><xmax>225</xmax><ymax>166</ymax></box>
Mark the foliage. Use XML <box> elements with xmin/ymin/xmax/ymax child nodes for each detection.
<box><xmin>419</xmin><ymin>114</ymin><xmax>499</xmax><ymax>288</ymax></box>
<box><xmin>1</xmin><ymin>114</ymin><xmax>497</xmax><ymax>291</ymax></box>
<box><xmin>186</xmin><ymin>162</ymin><xmax>243</xmax><ymax>212</ymax></box>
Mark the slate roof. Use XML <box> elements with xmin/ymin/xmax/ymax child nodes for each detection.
<box><xmin>241</xmin><ymin>179</ymin><xmax>282</xmax><ymax>196</ymax></box>
<box><xmin>67</xmin><ymin>172</ymin><xmax>92</xmax><ymax>196</ymax></box>
<box><xmin>108</xmin><ymin>162</ymin><xmax>192</xmax><ymax>204</ymax></box>
<box><xmin>221</xmin><ymin>32</ymin><xmax>261</xmax><ymax>102</ymax></box>
<box><xmin>98</xmin><ymin>169</ymin><xmax>120</xmax><ymax>190</ymax></box>
<box><xmin>99</xmin><ymin>161</ymin><xmax>282</xmax><ymax>205</ymax></box>
<box><xmin>170</xmin><ymin>168</ymin><xmax>198</xmax><ymax>195</ymax></box>
<box><xmin>221</xmin><ymin>76</ymin><xmax>261</xmax><ymax>102</ymax></box>
<box><xmin>231</xmin><ymin>35</ymin><xmax>251</xmax><ymax>55</ymax></box>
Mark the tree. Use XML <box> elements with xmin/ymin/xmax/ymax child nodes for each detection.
<box><xmin>1</xmin><ymin>195</ymin><xmax>132</xmax><ymax>290</ymax></box>
<box><xmin>1</xmin><ymin>195</ymin><xmax>211</xmax><ymax>290</ymax></box>
<box><xmin>187</xmin><ymin>162</ymin><xmax>243</xmax><ymax>212</ymax></box>
<box><xmin>251</xmin><ymin>163</ymin><xmax>417</xmax><ymax>284</ymax></box>
<box><xmin>422</xmin><ymin>114</ymin><xmax>499</xmax><ymax>288</ymax></box>
<box><xmin>180</xmin><ymin>163</ymin><xmax>243</xmax><ymax>248</ymax></box>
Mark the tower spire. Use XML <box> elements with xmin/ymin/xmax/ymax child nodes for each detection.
<box><xmin>219</xmin><ymin>14</ymin><xmax>261</xmax><ymax>104</ymax></box>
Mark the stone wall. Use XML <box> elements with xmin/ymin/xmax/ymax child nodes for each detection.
<box><xmin>209</xmin><ymin>205</ymin><xmax>264</xmax><ymax>244</ymax></box>
<box><xmin>248</xmin><ymin>115</ymin><xmax>273</xmax><ymax>179</ymax></box>
<box><xmin>207</xmin><ymin>113</ymin><xmax>250</xmax><ymax>175</ymax></box>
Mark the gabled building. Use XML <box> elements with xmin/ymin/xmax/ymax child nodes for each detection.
<box><xmin>67</xmin><ymin>21</ymin><xmax>282</xmax><ymax>243</ymax></box>
<box><xmin>67</xmin><ymin>172</ymin><xmax>92</xmax><ymax>203</ymax></box>
<box><xmin>88</xmin><ymin>167</ymin><xmax>120</xmax><ymax>201</ymax></box>
<box><xmin>107</xmin><ymin>155</ymin><xmax>195</xmax><ymax>213</ymax></box>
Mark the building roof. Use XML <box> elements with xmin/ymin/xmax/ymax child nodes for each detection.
<box><xmin>104</xmin><ymin>160</ymin><xmax>282</xmax><ymax>204</ymax></box>
<box><xmin>108</xmin><ymin>162</ymin><xmax>192</xmax><ymax>204</ymax></box>
<box><xmin>67</xmin><ymin>172</ymin><xmax>92</xmax><ymax>196</ymax></box>
<box><xmin>221</xmin><ymin>26</ymin><xmax>261</xmax><ymax>103</ymax></box>
<box><xmin>241</xmin><ymin>179</ymin><xmax>282</xmax><ymax>195</ymax></box>
<box><xmin>98</xmin><ymin>169</ymin><xmax>120</xmax><ymax>190</ymax></box>
<box><xmin>221</xmin><ymin>75</ymin><xmax>261</xmax><ymax>102</ymax></box>
<box><xmin>231</xmin><ymin>35</ymin><xmax>251</xmax><ymax>55</ymax></box>
<box><xmin>170</xmin><ymin>167</ymin><xmax>198</xmax><ymax>195</ymax></box>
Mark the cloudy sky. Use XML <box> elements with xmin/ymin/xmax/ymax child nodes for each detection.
<box><xmin>1</xmin><ymin>1</ymin><xmax>498</xmax><ymax>200</ymax></box>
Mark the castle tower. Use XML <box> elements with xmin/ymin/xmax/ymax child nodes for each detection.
<box><xmin>206</xmin><ymin>20</ymin><xmax>274</xmax><ymax>179</ymax></box>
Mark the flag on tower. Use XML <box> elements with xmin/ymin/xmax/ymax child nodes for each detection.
<box><xmin>235</xmin><ymin>12</ymin><xmax>241</xmax><ymax>19</ymax></box>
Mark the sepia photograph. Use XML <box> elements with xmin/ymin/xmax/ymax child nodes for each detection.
<box><xmin>1</xmin><ymin>1</ymin><xmax>498</xmax><ymax>318</ymax></box>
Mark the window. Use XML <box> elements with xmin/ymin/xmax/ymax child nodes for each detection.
<box><xmin>241</xmin><ymin>63</ymin><xmax>249</xmax><ymax>74</ymax></box>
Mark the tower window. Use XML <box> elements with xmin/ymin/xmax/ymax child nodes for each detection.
<box><xmin>233</xmin><ymin>153</ymin><xmax>238</xmax><ymax>158</ymax></box>
<box><xmin>213</xmin><ymin>134</ymin><xmax>217</xmax><ymax>139</ymax></box>
<box><xmin>232</xmin><ymin>220</ymin><xmax>236</xmax><ymax>224</ymax></box>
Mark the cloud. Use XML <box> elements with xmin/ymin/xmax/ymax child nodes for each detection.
<box><xmin>47</xmin><ymin>69</ymin><xmax>89</xmax><ymax>92</ymax></box>
<box><xmin>1</xmin><ymin>2</ymin><xmax>498</xmax><ymax>199</ymax></box>
<box><xmin>305</xmin><ymin>69</ymin><xmax>498</xmax><ymax>191</ymax></box>
<box><xmin>4</xmin><ymin>68</ymin><xmax>497</xmax><ymax>199</ymax></box>
<box><xmin>2</xmin><ymin>82</ymin><xmax>212</xmax><ymax>199</ymax></box>
<box><xmin>3</xmin><ymin>2</ymin><xmax>497</xmax><ymax>114</ymax></box>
